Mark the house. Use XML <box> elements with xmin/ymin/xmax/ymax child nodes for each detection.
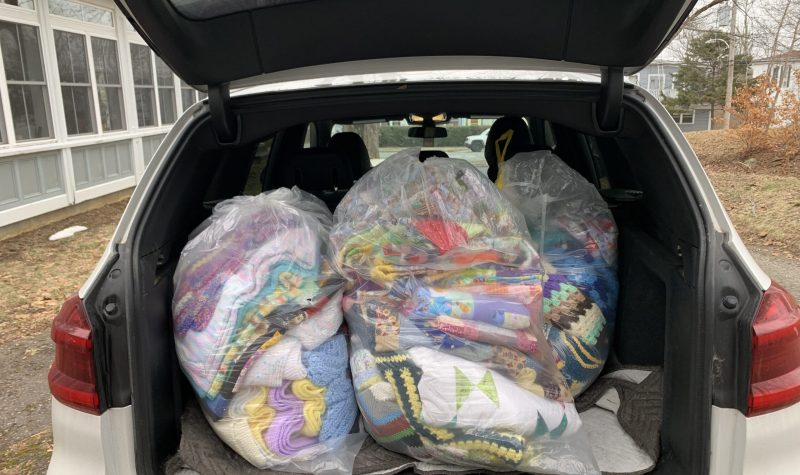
<box><xmin>0</xmin><ymin>0</ymin><xmax>205</xmax><ymax>232</ymax></box>
<box><xmin>751</xmin><ymin>50</ymin><xmax>800</xmax><ymax>96</ymax></box>
<box><xmin>629</xmin><ymin>61</ymin><xmax>713</xmax><ymax>132</ymax></box>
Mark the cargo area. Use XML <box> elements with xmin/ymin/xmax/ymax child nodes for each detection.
<box><xmin>103</xmin><ymin>82</ymin><xmax>714</xmax><ymax>474</ymax></box>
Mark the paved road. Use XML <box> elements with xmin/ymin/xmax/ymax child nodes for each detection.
<box><xmin>750</xmin><ymin>249</ymin><xmax>800</xmax><ymax>295</ymax></box>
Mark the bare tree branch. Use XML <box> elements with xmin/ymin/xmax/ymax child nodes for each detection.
<box><xmin>686</xmin><ymin>0</ymin><xmax>727</xmax><ymax>24</ymax></box>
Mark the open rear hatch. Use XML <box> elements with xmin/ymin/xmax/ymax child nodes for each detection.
<box><xmin>115</xmin><ymin>0</ymin><xmax>697</xmax><ymax>139</ymax></box>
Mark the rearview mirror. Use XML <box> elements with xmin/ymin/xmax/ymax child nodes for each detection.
<box><xmin>408</xmin><ymin>126</ymin><xmax>448</xmax><ymax>139</ymax></box>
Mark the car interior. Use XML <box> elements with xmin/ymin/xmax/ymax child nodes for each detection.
<box><xmin>107</xmin><ymin>81</ymin><xmax>714</xmax><ymax>474</ymax></box>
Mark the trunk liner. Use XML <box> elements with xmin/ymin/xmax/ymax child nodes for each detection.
<box><xmin>165</xmin><ymin>368</ymin><xmax>662</xmax><ymax>475</ymax></box>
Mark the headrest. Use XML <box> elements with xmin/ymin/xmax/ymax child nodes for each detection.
<box><xmin>484</xmin><ymin>116</ymin><xmax>534</xmax><ymax>181</ymax></box>
<box><xmin>419</xmin><ymin>150</ymin><xmax>449</xmax><ymax>162</ymax></box>
<box><xmin>282</xmin><ymin>148</ymin><xmax>354</xmax><ymax>192</ymax></box>
<box><xmin>328</xmin><ymin>132</ymin><xmax>371</xmax><ymax>179</ymax></box>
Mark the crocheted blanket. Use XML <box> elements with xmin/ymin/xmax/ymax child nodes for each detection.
<box><xmin>331</xmin><ymin>150</ymin><xmax>597</xmax><ymax>474</ymax></box>
<box><xmin>172</xmin><ymin>188</ymin><xmax>361</xmax><ymax>472</ymax></box>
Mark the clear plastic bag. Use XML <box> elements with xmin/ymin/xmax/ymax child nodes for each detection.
<box><xmin>331</xmin><ymin>149</ymin><xmax>598</xmax><ymax>474</ymax></box>
<box><xmin>172</xmin><ymin>187</ymin><xmax>364</xmax><ymax>473</ymax></box>
<box><xmin>499</xmin><ymin>151</ymin><xmax>619</xmax><ymax>396</ymax></box>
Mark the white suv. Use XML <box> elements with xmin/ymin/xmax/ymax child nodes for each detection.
<box><xmin>46</xmin><ymin>0</ymin><xmax>800</xmax><ymax>474</ymax></box>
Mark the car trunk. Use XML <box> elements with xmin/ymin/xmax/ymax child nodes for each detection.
<box><xmin>102</xmin><ymin>81</ymin><xmax>711</xmax><ymax>474</ymax></box>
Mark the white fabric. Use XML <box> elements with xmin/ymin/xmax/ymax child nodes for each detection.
<box><xmin>287</xmin><ymin>291</ymin><xmax>344</xmax><ymax>350</ymax></box>
<box><xmin>603</xmin><ymin>369</ymin><xmax>653</xmax><ymax>385</ymax></box>
<box><xmin>407</xmin><ymin>346</ymin><xmax>581</xmax><ymax>437</ymax></box>
<box><xmin>238</xmin><ymin>336</ymin><xmax>306</xmax><ymax>388</ymax></box>
<box><xmin>581</xmin><ymin>405</ymin><xmax>654</xmax><ymax>473</ymax></box>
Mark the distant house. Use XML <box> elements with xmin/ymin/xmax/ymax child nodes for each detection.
<box><xmin>751</xmin><ymin>50</ymin><xmax>800</xmax><ymax>99</ymax></box>
<box><xmin>629</xmin><ymin>61</ymin><xmax>713</xmax><ymax>132</ymax></box>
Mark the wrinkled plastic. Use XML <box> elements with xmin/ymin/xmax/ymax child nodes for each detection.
<box><xmin>331</xmin><ymin>149</ymin><xmax>598</xmax><ymax>474</ymax></box>
<box><xmin>172</xmin><ymin>187</ymin><xmax>363</xmax><ymax>473</ymax></box>
<box><xmin>499</xmin><ymin>151</ymin><xmax>619</xmax><ymax>395</ymax></box>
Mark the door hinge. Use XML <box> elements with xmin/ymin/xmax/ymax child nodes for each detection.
<box><xmin>595</xmin><ymin>67</ymin><xmax>624</xmax><ymax>133</ymax></box>
<box><xmin>208</xmin><ymin>83</ymin><xmax>239</xmax><ymax>144</ymax></box>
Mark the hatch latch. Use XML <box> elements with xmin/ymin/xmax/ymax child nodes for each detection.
<box><xmin>208</xmin><ymin>83</ymin><xmax>238</xmax><ymax>144</ymax></box>
<box><xmin>596</xmin><ymin>67</ymin><xmax>624</xmax><ymax>133</ymax></box>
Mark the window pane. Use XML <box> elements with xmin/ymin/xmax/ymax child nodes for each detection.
<box><xmin>0</xmin><ymin>22</ymin><xmax>45</xmax><ymax>82</ymax></box>
<box><xmin>130</xmin><ymin>44</ymin><xmax>153</xmax><ymax>86</ymax></box>
<box><xmin>97</xmin><ymin>86</ymin><xmax>124</xmax><ymax>131</ymax></box>
<box><xmin>118</xmin><ymin>142</ymin><xmax>132</xmax><ymax>174</ymax></box>
<box><xmin>0</xmin><ymin>161</ymin><xmax>18</xmax><ymax>205</ymax></box>
<box><xmin>158</xmin><ymin>88</ymin><xmax>176</xmax><ymax>124</ymax></box>
<box><xmin>61</xmin><ymin>86</ymin><xmax>95</xmax><ymax>135</ymax></box>
<box><xmin>154</xmin><ymin>57</ymin><xmax>173</xmax><ymax>87</ymax></box>
<box><xmin>8</xmin><ymin>84</ymin><xmax>51</xmax><ymax>140</ymax></box>
<box><xmin>40</xmin><ymin>155</ymin><xmax>61</xmax><ymax>192</ymax></box>
<box><xmin>181</xmin><ymin>88</ymin><xmax>195</xmax><ymax>111</ymax></box>
<box><xmin>134</xmin><ymin>88</ymin><xmax>156</xmax><ymax>127</ymax></box>
<box><xmin>86</xmin><ymin>146</ymin><xmax>103</xmax><ymax>181</ymax></box>
<box><xmin>54</xmin><ymin>30</ymin><xmax>90</xmax><ymax>84</ymax></box>
<box><xmin>91</xmin><ymin>37</ymin><xmax>120</xmax><ymax>85</ymax></box>
<box><xmin>18</xmin><ymin>157</ymin><xmax>40</xmax><ymax>198</ymax></box>
<box><xmin>0</xmin><ymin>1</ymin><xmax>35</xmax><ymax>10</ymax></box>
<box><xmin>72</xmin><ymin>151</ymin><xmax>88</xmax><ymax>185</ymax></box>
<box><xmin>54</xmin><ymin>30</ymin><xmax>95</xmax><ymax>135</ymax></box>
<box><xmin>48</xmin><ymin>0</ymin><xmax>114</xmax><ymax>27</ymax></box>
<box><xmin>103</xmin><ymin>143</ymin><xmax>118</xmax><ymax>177</ymax></box>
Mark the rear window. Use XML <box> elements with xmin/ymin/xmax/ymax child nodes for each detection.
<box><xmin>170</xmin><ymin>0</ymin><xmax>307</xmax><ymax>20</ymax></box>
<box><xmin>332</xmin><ymin>119</ymin><xmax>503</xmax><ymax>175</ymax></box>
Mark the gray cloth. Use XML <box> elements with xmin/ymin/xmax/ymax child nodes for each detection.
<box><xmin>576</xmin><ymin>368</ymin><xmax>663</xmax><ymax>467</ymax></box>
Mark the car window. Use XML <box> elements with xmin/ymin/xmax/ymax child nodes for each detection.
<box><xmin>332</xmin><ymin>119</ymin><xmax>499</xmax><ymax>175</ymax></box>
<box><xmin>302</xmin><ymin>123</ymin><xmax>316</xmax><ymax>148</ymax></box>
<box><xmin>243</xmin><ymin>137</ymin><xmax>273</xmax><ymax>195</ymax></box>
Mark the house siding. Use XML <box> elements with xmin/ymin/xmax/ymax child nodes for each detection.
<box><xmin>678</xmin><ymin>109</ymin><xmax>712</xmax><ymax>133</ymax></box>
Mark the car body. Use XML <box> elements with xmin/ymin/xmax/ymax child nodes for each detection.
<box><xmin>45</xmin><ymin>1</ymin><xmax>800</xmax><ymax>474</ymax></box>
<box><xmin>465</xmin><ymin>128</ymin><xmax>489</xmax><ymax>151</ymax></box>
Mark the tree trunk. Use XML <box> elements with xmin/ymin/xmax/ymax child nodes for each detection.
<box><xmin>353</xmin><ymin>124</ymin><xmax>381</xmax><ymax>159</ymax></box>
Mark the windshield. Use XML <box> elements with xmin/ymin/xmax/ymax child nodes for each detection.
<box><xmin>331</xmin><ymin>118</ymin><xmax>531</xmax><ymax>175</ymax></box>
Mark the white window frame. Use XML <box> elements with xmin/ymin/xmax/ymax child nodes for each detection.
<box><xmin>46</xmin><ymin>0</ymin><xmax>114</xmax><ymax>28</ymax></box>
<box><xmin>0</xmin><ymin>9</ymin><xmax>56</xmax><ymax>147</ymax></box>
<box><xmin>127</xmin><ymin>39</ymin><xmax>181</xmax><ymax>129</ymax></box>
<box><xmin>672</xmin><ymin>110</ymin><xmax>695</xmax><ymax>125</ymax></box>
<box><xmin>647</xmin><ymin>73</ymin><xmax>666</xmax><ymax>92</ymax></box>
<box><xmin>47</xmin><ymin>4</ymin><xmax>126</xmax><ymax>139</ymax></box>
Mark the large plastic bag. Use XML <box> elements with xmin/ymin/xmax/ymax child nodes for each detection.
<box><xmin>499</xmin><ymin>151</ymin><xmax>619</xmax><ymax>396</ymax></box>
<box><xmin>172</xmin><ymin>187</ymin><xmax>363</xmax><ymax>473</ymax></box>
<box><xmin>331</xmin><ymin>149</ymin><xmax>598</xmax><ymax>474</ymax></box>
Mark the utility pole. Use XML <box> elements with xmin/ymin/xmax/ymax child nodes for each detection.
<box><xmin>724</xmin><ymin>0</ymin><xmax>737</xmax><ymax>129</ymax></box>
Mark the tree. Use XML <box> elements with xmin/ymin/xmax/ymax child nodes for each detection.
<box><xmin>664</xmin><ymin>30</ymin><xmax>751</xmax><ymax>120</ymax></box>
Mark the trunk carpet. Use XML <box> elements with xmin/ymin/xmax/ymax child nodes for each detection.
<box><xmin>165</xmin><ymin>368</ymin><xmax>662</xmax><ymax>475</ymax></box>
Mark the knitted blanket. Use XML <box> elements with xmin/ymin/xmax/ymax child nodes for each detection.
<box><xmin>172</xmin><ymin>188</ymin><xmax>362</xmax><ymax>472</ymax></box>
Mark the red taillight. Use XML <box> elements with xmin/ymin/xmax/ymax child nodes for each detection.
<box><xmin>48</xmin><ymin>295</ymin><xmax>100</xmax><ymax>414</ymax></box>
<box><xmin>748</xmin><ymin>282</ymin><xmax>800</xmax><ymax>416</ymax></box>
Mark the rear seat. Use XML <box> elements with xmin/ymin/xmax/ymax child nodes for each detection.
<box><xmin>281</xmin><ymin>148</ymin><xmax>354</xmax><ymax>210</ymax></box>
<box><xmin>327</xmin><ymin>132</ymin><xmax>372</xmax><ymax>180</ymax></box>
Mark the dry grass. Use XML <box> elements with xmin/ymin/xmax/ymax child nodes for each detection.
<box><xmin>0</xmin><ymin>431</ymin><xmax>52</xmax><ymax>474</ymax></box>
<box><xmin>0</xmin><ymin>200</ymin><xmax>127</xmax><ymax>345</ymax></box>
<box><xmin>687</xmin><ymin>129</ymin><xmax>800</xmax><ymax>176</ymax></box>
<box><xmin>708</xmin><ymin>170</ymin><xmax>800</xmax><ymax>256</ymax></box>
